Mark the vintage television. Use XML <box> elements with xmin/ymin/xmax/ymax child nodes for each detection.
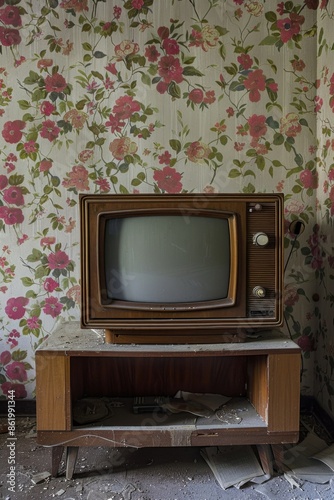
<box><xmin>80</xmin><ymin>193</ymin><xmax>284</xmax><ymax>344</ymax></box>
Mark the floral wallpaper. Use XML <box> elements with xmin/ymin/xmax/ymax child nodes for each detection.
<box><xmin>0</xmin><ymin>0</ymin><xmax>333</xmax><ymax>417</ymax></box>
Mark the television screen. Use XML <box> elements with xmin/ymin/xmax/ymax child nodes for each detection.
<box><xmin>104</xmin><ymin>215</ymin><xmax>230</xmax><ymax>303</ymax></box>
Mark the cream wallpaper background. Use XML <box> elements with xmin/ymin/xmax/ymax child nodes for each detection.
<box><xmin>0</xmin><ymin>0</ymin><xmax>333</xmax><ymax>418</ymax></box>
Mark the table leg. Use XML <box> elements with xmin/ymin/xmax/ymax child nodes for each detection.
<box><xmin>65</xmin><ymin>446</ymin><xmax>79</xmax><ymax>480</ymax></box>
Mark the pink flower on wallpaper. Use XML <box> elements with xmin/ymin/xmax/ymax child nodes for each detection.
<box><xmin>186</xmin><ymin>141</ymin><xmax>211</xmax><ymax>163</ymax></box>
<box><xmin>300</xmin><ymin>169</ymin><xmax>318</xmax><ymax>189</ymax></box>
<box><xmin>105</xmin><ymin>114</ymin><xmax>125</xmax><ymax>133</ymax></box>
<box><xmin>26</xmin><ymin>316</ymin><xmax>41</xmax><ymax>330</ymax></box>
<box><xmin>47</xmin><ymin>250</ymin><xmax>70</xmax><ymax>270</ymax></box>
<box><xmin>62</xmin><ymin>165</ymin><xmax>90</xmax><ymax>191</ymax></box>
<box><xmin>0</xmin><ymin>206</ymin><xmax>24</xmax><ymax>225</ymax></box>
<box><xmin>0</xmin><ymin>350</ymin><xmax>11</xmax><ymax>365</ymax></box>
<box><xmin>1</xmin><ymin>382</ymin><xmax>27</xmax><ymax>399</ymax></box>
<box><xmin>37</xmin><ymin>58</ymin><xmax>53</xmax><ymax>69</ymax></box>
<box><xmin>59</xmin><ymin>0</ymin><xmax>88</xmax><ymax>13</ymax></box>
<box><xmin>0</xmin><ymin>6</ymin><xmax>22</xmax><ymax>27</ymax></box>
<box><xmin>145</xmin><ymin>45</ymin><xmax>160</xmax><ymax>62</ymax></box>
<box><xmin>43</xmin><ymin>277</ymin><xmax>59</xmax><ymax>292</ymax></box>
<box><xmin>66</xmin><ymin>284</ymin><xmax>81</xmax><ymax>304</ymax></box>
<box><xmin>237</xmin><ymin>54</ymin><xmax>253</xmax><ymax>70</ymax></box>
<box><xmin>43</xmin><ymin>296</ymin><xmax>63</xmax><ymax>318</ymax></box>
<box><xmin>162</xmin><ymin>38</ymin><xmax>180</xmax><ymax>55</ymax></box>
<box><xmin>109</xmin><ymin>137</ymin><xmax>138</xmax><ymax>160</ymax></box>
<box><xmin>2</xmin><ymin>120</ymin><xmax>25</xmax><ymax>143</ymax></box>
<box><xmin>3</xmin><ymin>186</ymin><xmax>25</xmax><ymax>206</ymax></box>
<box><xmin>158</xmin><ymin>151</ymin><xmax>172</xmax><ymax>165</ymax></box>
<box><xmin>5</xmin><ymin>296</ymin><xmax>29</xmax><ymax>320</ymax></box>
<box><xmin>39</xmin><ymin>159</ymin><xmax>53</xmax><ymax>172</ymax></box>
<box><xmin>112</xmin><ymin>96</ymin><xmax>141</xmax><ymax>120</ymax></box>
<box><xmin>44</xmin><ymin>73</ymin><xmax>68</xmax><ymax>93</ymax></box>
<box><xmin>158</xmin><ymin>55</ymin><xmax>183</xmax><ymax>84</ymax></box>
<box><xmin>40</xmin><ymin>120</ymin><xmax>60</xmax><ymax>141</ymax></box>
<box><xmin>115</xmin><ymin>40</ymin><xmax>139</xmax><ymax>58</ymax></box>
<box><xmin>40</xmin><ymin>236</ymin><xmax>56</xmax><ymax>246</ymax></box>
<box><xmin>280</xmin><ymin>113</ymin><xmax>302</xmax><ymax>137</ymax></box>
<box><xmin>297</xmin><ymin>335</ymin><xmax>315</xmax><ymax>352</ymax></box>
<box><xmin>6</xmin><ymin>361</ymin><xmax>28</xmax><ymax>382</ymax></box>
<box><xmin>277</xmin><ymin>14</ymin><xmax>305</xmax><ymax>43</ymax></box>
<box><xmin>0</xmin><ymin>27</ymin><xmax>21</xmax><ymax>46</ymax></box>
<box><xmin>243</xmin><ymin>69</ymin><xmax>266</xmax><ymax>102</ymax></box>
<box><xmin>247</xmin><ymin>114</ymin><xmax>267</xmax><ymax>138</ymax></box>
<box><xmin>132</xmin><ymin>0</ymin><xmax>144</xmax><ymax>9</ymax></box>
<box><xmin>0</xmin><ymin>174</ymin><xmax>8</xmax><ymax>189</ymax></box>
<box><xmin>153</xmin><ymin>166</ymin><xmax>182</xmax><ymax>193</ymax></box>
<box><xmin>40</xmin><ymin>101</ymin><xmax>56</xmax><ymax>116</ymax></box>
<box><xmin>188</xmin><ymin>89</ymin><xmax>204</xmax><ymax>104</ymax></box>
<box><xmin>95</xmin><ymin>177</ymin><xmax>110</xmax><ymax>192</ymax></box>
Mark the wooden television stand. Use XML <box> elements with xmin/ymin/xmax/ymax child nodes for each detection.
<box><xmin>36</xmin><ymin>322</ymin><xmax>301</xmax><ymax>480</ymax></box>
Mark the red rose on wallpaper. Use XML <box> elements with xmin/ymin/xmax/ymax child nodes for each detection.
<box><xmin>277</xmin><ymin>13</ymin><xmax>305</xmax><ymax>43</ymax></box>
<box><xmin>0</xmin><ymin>6</ymin><xmax>22</xmax><ymax>27</ymax></box>
<box><xmin>40</xmin><ymin>119</ymin><xmax>60</xmax><ymax>141</ymax></box>
<box><xmin>153</xmin><ymin>166</ymin><xmax>182</xmax><ymax>193</ymax></box>
<box><xmin>5</xmin><ymin>297</ymin><xmax>29</xmax><ymax>320</ymax></box>
<box><xmin>243</xmin><ymin>69</ymin><xmax>266</xmax><ymax>102</ymax></box>
<box><xmin>43</xmin><ymin>296</ymin><xmax>63</xmax><ymax>318</ymax></box>
<box><xmin>0</xmin><ymin>174</ymin><xmax>8</xmax><ymax>190</ymax></box>
<box><xmin>44</xmin><ymin>73</ymin><xmax>68</xmax><ymax>93</ymax></box>
<box><xmin>3</xmin><ymin>186</ymin><xmax>25</xmax><ymax>206</ymax></box>
<box><xmin>47</xmin><ymin>250</ymin><xmax>70</xmax><ymax>270</ymax></box>
<box><xmin>0</xmin><ymin>206</ymin><xmax>24</xmax><ymax>225</ymax></box>
<box><xmin>247</xmin><ymin>114</ymin><xmax>267</xmax><ymax>138</ymax></box>
<box><xmin>5</xmin><ymin>361</ymin><xmax>28</xmax><ymax>382</ymax></box>
<box><xmin>112</xmin><ymin>96</ymin><xmax>141</xmax><ymax>120</ymax></box>
<box><xmin>1</xmin><ymin>382</ymin><xmax>27</xmax><ymax>399</ymax></box>
<box><xmin>158</xmin><ymin>55</ymin><xmax>183</xmax><ymax>84</ymax></box>
<box><xmin>0</xmin><ymin>27</ymin><xmax>21</xmax><ymax>46</ymax></box>
<box><xmin>2</xmin><ymin>120</ymin><xmax>25</xmax><ymax>143</ymax></box>
<box><xmin>62</xmin><ymin>165</ymin><xmax>90</xmax><ymax>191</ymax></box>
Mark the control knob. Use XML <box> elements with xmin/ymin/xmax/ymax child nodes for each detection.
<box><xmin>252</xmin><ymin>286</ymin><xmax>266</xmax><ymax>298</ymax></box>
<box><xmin>253</xmin><ymin>232</ymin><xmax>269</xmax><ymax>247</ymax></box>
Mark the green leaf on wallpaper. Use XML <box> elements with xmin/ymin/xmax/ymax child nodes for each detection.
<box><xmin>27</xmin><ymin>249</ymin><xmax>43</xmax><ymax>262</ymax></box>
<box><xmin>23</xmin><ymin>71</ymin><xmax>40</xmax><ymax>85</ymax></box>
<box><xmin>229</xmin><ymin>169</ymin><xmax>241</xmax><ymax>178</ymax></box>
<box><xmin>244</xmin><ymin>170</ymin><xmax>256</xmax><ymax>177</ymax></box>
<box><xmin>292</xmin><ymin>185</ymin><xmax>302</xmax><ymax>194</ymax></box>
<box><xmin>21</xmin><ymin>277</ymin><xmax>34</xmax><ymax>287</ymax></box>
<box><xmin>286</xmin><ymin>166</ymin><xmax>303</xmax><ymax>178</ymax></box>
<box><xmin>294</xmin><ymin>154</ymin><xmax>303</xmax><ymax>167</ymax></box>
<box><xmin>256</xmin><ymin>156</ymin><xmax>265</xmax><ymax>170</ymax></box>
<box><xmin>259</xmin><ymin>36</ymin><xmax>278</xmax><ymax>46</ymax></box>
<box><xmin>182</xmin><ymin>66</ymin><xmax>204</xmax><ymax>77</ymax></box>
<box><xmin>265</xmin><ymin>11</ymin><xmax>277</xmax><ymax>22</ymax></box>
<box><xmin>18</xmin><ymin>100</ymin><xmax>31</xmax><ymax>110</ymax></box>
<box><xmin>141</xmin><ymin>73</ymin><xmax>151</xmax><ymax>86</ymax></box>
<box><xmin>119</xmin><ymin>185</ymin><xmax>129</xmax><ymax>194</ymax></box>
<box><xmin>169</xmin><ymin>140</ymin><xmax>181</xmax><ymax>153</ymax></box>
<box><xmin>93</xmin><ymin>51</ymin><xmax>107</xmax><ymax>59</ymax></box>
<box><xmin>11</xmin><ymin>350</ymin><xmax>27</xmax><ymax>362</ymax></box>
<box><xmin>273</xmin><ymin>133</ymin><xmax>284</xmax><ymax>145</ymax></box>
<box><xmin>9</xmin><ymin>174</ymin><xmax>24</xmax><ymax>185</ymax></box>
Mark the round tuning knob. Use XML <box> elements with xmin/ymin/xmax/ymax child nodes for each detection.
<box><xmin>253</xmin><ymin>232</ymin><xmax>269</xmax><ymax>247</ymax></box>
<box><xmin>252</xmin><ymin>286</ymin><xmax>266</xmax><ymax>298</ymax></box>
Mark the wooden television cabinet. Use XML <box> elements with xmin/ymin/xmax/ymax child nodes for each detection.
<box><xmin>36</xmin><ymin>322</ymin><xmax>301</xmax><ymax>480</ymax></box>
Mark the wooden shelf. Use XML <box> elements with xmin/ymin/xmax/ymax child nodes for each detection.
<box><xmin>36</xmin><ymin>322</ymin><xmax>301</xmax><ymax>479</ymax></box>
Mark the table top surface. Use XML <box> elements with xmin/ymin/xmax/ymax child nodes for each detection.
<box><xmin>36</xmin><ymin>321</ymin><xmax>301</xmax><ymax>356</ymax></box>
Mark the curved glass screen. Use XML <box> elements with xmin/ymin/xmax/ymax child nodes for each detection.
<box><xmin>104</xmin><ymin>215</ymin><xmax>230</xmax><ymax>303</ymax></box>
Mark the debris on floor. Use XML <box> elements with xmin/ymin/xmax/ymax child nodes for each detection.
<box><xmin>1</xmin><ymin>415</ymin><xmax>334</xmax><ymax>499</ymax></box>
<box><xmin>200</xmin><ymin>445</ymin><xmax>265</xmax><ymax>489</ymax></box>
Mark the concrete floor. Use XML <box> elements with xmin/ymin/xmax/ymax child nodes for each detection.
<box><xmin>1</xmin><ymin>417</ymin><xmax>334</xmax><ymax>500</ymax></box>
